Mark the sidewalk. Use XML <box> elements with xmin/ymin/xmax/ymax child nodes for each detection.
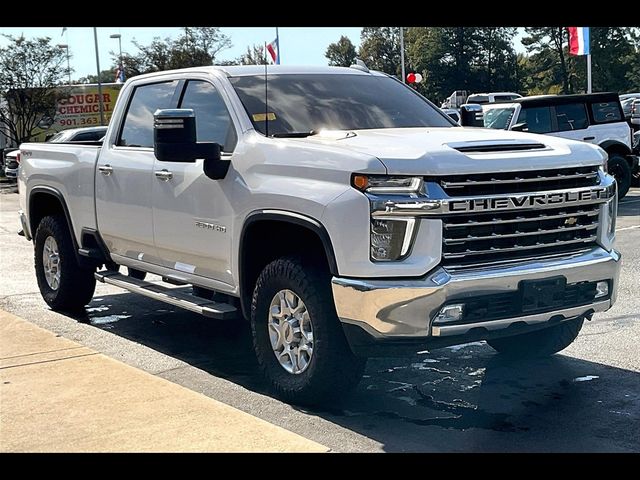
<box><xmin>0</xmin><ymin>310</ymin><xmax>329</xmax><ymax>452</ymax></box>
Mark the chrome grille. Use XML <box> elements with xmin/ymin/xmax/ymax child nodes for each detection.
<box><xmin>432</xmin><ymin>166</ymin><xmax>600</xmax><ymax>196</ymax></box>
<box><xmin>442</xmin><ymin>202</ymin><xmax>600</xmax><ymax>268</ymax></box>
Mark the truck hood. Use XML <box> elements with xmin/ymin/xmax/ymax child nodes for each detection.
<box><xmin>297</xmin><ymin>127</ymin><xmax>605</xmax><ymax>175</ymax></box>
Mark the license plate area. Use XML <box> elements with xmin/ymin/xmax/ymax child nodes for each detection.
<box><xmin>519</xmin><ymin>276</ymin><xmax>567</xmax><ymax>313</ymax></box>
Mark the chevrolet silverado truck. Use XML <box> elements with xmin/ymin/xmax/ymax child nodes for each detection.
<box><xmin>18</xmin><ymin>65</ymin><xmax>621</xmax><ymax>405</ymax></box>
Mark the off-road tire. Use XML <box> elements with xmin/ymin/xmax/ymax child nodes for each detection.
<box><xmin>34</xmin><ymin>214</ymin><xmax>96</xmax><ymax>312</ymax></box>
<box><xmin>487</xmin><ymin>317</ymin><xmax>585</xmax><ymax>357</ymax></box>
<box><xmin>607</xmin><ymin>154</ymin><xmax>632</xmax><ymax>199</ymax></box>
<box><xmin>251</xmin><ymin>256</ymin><xmax>366</xmax><ymax>405</ymax></box>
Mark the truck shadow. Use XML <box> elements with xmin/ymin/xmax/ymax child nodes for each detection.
<box><xmin>74</xmin><ymin>291</ymin><xmax>640</xmax><ymax>452</ymax></box>
<box><xmin>618</xmin><ymin>189</ymin><xmax>640</xmax><ymax>217</ymax></box>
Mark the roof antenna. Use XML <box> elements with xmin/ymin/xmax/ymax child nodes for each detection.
<box><xmin>264</xmin><ymin>42</ymin><xmax>269</xmax><ymax>138</ymax></box>
<box><xmin>350</xmin><ymin>58</ymin><xmax>369</xmax><ymax>73</ymax></box>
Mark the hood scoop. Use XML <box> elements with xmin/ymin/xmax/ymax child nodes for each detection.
<box><xmin>448</xmin><ymin>140</ymin><xmax>546</xmax><ymax>153</ymax></box>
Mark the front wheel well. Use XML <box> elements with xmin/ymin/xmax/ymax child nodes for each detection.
<box><xmin>239</xmin><ymin>217</ymin><xmax>336</xmax><ymax>318</ymax></box>
<box><xmin>601</xmin><ymin>142</ymin><xmax>632</xmax><ymax>159</ymax></box>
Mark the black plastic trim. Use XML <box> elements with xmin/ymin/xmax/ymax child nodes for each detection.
<box><xmin>600</xmin><ymin>140</ymin><xmax>632</xmax><ymax>156</ymax></box>
<box><xmin>238</xmin><ymin>210</ymin><xmax>339</xmax><ymax>317</ymax></box>
<box><xmin>80</xmin><ymin>227</ymin><xmax>111</xmax><ymax>264</ymax></box>
<box><xmin>28</xmin><ymin>186</ymin><xmax>89</xmax><ymax>267</ymax></box>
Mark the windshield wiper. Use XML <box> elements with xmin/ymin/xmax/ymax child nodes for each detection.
<box><xmin>270</xmin><ymin>130</ymin><xmax>319</xmax><ymax>138</ymax></box>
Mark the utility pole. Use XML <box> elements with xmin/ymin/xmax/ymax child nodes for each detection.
<box><xmin>93</xmin><ymin>27</ymin><xmax>105</xmax><ymax>126</ymax></box>
<box><xmin>110</xmin><ymin>33</ymin><xmax>123</xmax><ymax>82</ymax></box>
<box><xmin>57</xmin><ymin>44</ymin><xmax>71</xmax><ymax>85</ymax></box>
<box><xmin>399</xmin><ymin>27</ymin><xmax>406</xmax><ymax>83</ymax></box>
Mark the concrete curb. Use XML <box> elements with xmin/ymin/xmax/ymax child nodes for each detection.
<box><xmin>0</xmin><ymin>310</ymin><xmax>329</xmax><ymax>453</ymax></box>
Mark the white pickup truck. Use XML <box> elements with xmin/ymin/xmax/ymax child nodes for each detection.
<box><xmin>18</xmin><ymin>65</ymin><xmax>621</xmax><ymax>405</ymax></box>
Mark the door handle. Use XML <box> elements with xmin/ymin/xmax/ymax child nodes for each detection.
<box><xmin>155</xmin><ymin>169</ymin><xmax>173</xmax><ymax>181</ymax></box>
<box><xmin>583</xmin><ymin>136</ymin><xmax>595</xmax><ymax>141</ymax></box>
<box><xmin>98</xmin><ymin>164</ymin><xmax>113</xmax><ymax>176</ymax></box>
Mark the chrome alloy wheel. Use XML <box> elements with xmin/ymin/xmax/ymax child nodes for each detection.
<box><xmin>43</xmin><ymin>236</ymin><xmax>61</xmax><ymax>290</ymax></box>
<box><xmin>268</xmin><ymin>289</ymin><xmax>314</xmax><ymax>374</ymax></box>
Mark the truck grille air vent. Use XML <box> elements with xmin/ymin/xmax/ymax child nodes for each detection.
<box><xmin>452</xmin><ymin>142</ymin><xmax>546</xmax><ymax>153</ymax></box>
<box><xmin>430</xmin><ymin>166</ymin><xmax>600</xmax><ymax>196</ymax></box>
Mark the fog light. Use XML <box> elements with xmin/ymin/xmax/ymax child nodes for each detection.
<box><xmin>434</xmin><ymin>304</ymin><xmax>465</xmax><ymax>324</ymax></box>
<box><xmin>595</xmin><ymin>281</ymin><xmax>609</xmax><ymax>299</ymax></box>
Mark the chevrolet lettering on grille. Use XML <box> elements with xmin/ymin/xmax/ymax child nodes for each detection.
<box><xmin>448</xmin><ymin>187</ymin><xmax>609</xmax><ymax>213</ymax></box>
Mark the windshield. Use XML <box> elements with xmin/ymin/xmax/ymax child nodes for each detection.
<box><xmin>229</xmin><ymin>74</ymin><xmax>454</xmax><ymax>136</ymax></box>
<box><xmin>482</xmin><ymin>107</ymin><xmax>515</xmax><ymax>130</ymax></box>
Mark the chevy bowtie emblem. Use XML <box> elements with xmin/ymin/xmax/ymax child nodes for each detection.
<box><xmin>564</xmin><ymin>217</ymin><xmax>578</xmax><ymax>226</ymax></box>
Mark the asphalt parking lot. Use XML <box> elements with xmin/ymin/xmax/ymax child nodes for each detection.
<box><xmin>1</xmin><ymin>184</ymin><xmax>638</xmax><ymax>452</ymax></box>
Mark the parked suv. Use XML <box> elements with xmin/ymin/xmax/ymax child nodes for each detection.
<box><xmin>466</xmin><ymin>92</ymin><xmax>522</xmax><ymax>104</ymax></box>
<box><xmin>479</xmin><ymin>93</ymin><xmax>638</xmax><ymax>198</ymax></box>
<box><xmin>631</xmin><ymin>98</ymin><xmax>640</xmax><ymax>132</ymax></box>
<box><xmin>46</xmin><ymin>126</ymin><xmax>108</xmax><ymax>143</ymax></box>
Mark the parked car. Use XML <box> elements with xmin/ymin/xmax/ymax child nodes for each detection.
<box><xmin>620</xmin><ymin>93</ymin><xmax>640</xmax><ymax>120</ymax></box>
<box><xmin>477</xmin><ymin>92</ymin><xmax>637</xmax><ymax>199</ymax></box>
<box><xmin>440</xmin><ymin>107</ymin><xmax>460</xmax><ymax>123</ymax></box>
<box><xmin>631</xmin><ymin>98</ymin><xmax>640</xmax><ymax>131</ymax></box>
<box><xmin>46</xmin><ymin>126</ymin><xmax>109</xmax><ymax>143</ymax></box>
<box><xmin>3</xmin><ymin>149</ymin><xmax>19</xmax><ymax>181</ymax></box>
<box><xmin>466</xmin><ymin>92</ymin><xmax>522</xmax><ymax>104</ymax></box>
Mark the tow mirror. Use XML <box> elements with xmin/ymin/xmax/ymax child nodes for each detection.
<box><xmin>153</xmin><ymin>109</ymin><xmax>229</xmax><ymax>179</ymax></box>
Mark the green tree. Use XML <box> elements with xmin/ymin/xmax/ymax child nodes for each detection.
<box><xmin>0</xmin><ymin>35</ymin><xmax>70</xmax><ymax>145</ymax></box>
<box><xmin>358</xmin><ymin>27</ymin><xmax>401</xmax><ymax>76</ymax></box>
<box><xmin>521</xmin><ymin>27</ymin><xmax>574</xmax><ymax>94</ymax></box>
<box><xmin>112</xmin><ymin>27</ymin><xmax>232</xmax><ymax>78</ymax></box>
<box><xmin>239</xmin><ymin>44</ymin><xmax>268</xmax><ymax>65</ymax></box>
<box><xmin>325</xmin><ymin>36</ymin><xmax>357</xmax><ymax>67</ymax></box>
<box><xmin>587</xmin><ymin>27</ymin><xmax>639</xmax><ymax>93</ymax></box>
<box><xmin>76</xmin><ymin>69</ymin><xmax>116</xmax><ymax>84</ymax></box>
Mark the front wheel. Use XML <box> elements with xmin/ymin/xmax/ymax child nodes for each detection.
<box><xmin>251</xmin><ymin>256</ymin><xmax>366</xmax><ymax>405</ymax></box>
<box><xmin>34</xmin><ymin>214</ymin><xmax>96</xmax><ymax>312</ymax></box>
<box><xmin>487</xmin><ymin>317</ymin><xmax>584</xmax><ymax>358</ymax></box>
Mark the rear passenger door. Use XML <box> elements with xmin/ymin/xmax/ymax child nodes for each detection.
<box><xmin>548</xmin><ymin>102</ymin><xmax>591</xmax><ymax>142</ymax></box>
<box><xmin>96</xmin><ymin>80</ymin><xmax>180</xmax><ymax>264</ymax></box>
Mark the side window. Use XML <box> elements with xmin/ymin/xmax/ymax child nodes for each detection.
<box><xmin>516</xmin><ymin>106</ymin><xmax>552</xmax><ymax>134</ymax></box>
<box><xmin>555</xmin><ymin>103</ymin><xmax>589</xmax><ymax>131</ymax></box>
<box><xmin>118</xmin><ymin>81</ymin><xmax>178</xmax><ymax>148</ymax></box>
<box><xmin>179</xmin><ymin>80</ymin><xmax>238</xmax><ymax>153</ymax></box>
<box><xmin>590</xmin><ymin>101</ymin><xmax>623</xmax><ymax>124</ymax></box>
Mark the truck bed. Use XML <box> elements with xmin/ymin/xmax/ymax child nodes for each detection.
<box><xmin>19</xmin><ymin>142</ymin><xmax>102</xmax><ymax>243</ymax></box>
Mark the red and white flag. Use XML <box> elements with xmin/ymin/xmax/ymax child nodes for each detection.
<box><xmin>266</xmin><ymin>38</ymin><xmax>279</xmax><ymax>64</ymax></box>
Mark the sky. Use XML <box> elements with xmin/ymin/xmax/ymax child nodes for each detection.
<box><xmin>0</xmin><ymin>27</ymin><xmax>526</xmax><ymax>80</ymax></box>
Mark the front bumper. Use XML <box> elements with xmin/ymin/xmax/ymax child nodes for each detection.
<box><xmin>332</xmin><ymin>247</ymin><xmax>621</xmax><ymax>355</ymax></box>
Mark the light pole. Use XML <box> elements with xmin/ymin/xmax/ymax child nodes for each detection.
<box><xmin>110</xmin><ymin>33</ymin><xmax>122</xmax><ymax>82</ymax></box>
<box><xmin>57</xmin><ymin>44</ymin><xmax>71</xmax><ymax>85</ymax></box>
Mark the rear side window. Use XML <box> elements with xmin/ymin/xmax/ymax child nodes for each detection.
<box><xmin>590</xmin><ymin>101</ymin><xmax>623</xmax><ymax>124</ymax></box>
<box><xmin>118</xmin><ymin>81</ymin><xmax>178</xmax><ymax>147</ymax></box>
<box><xmin>555</xmin><ymin>103</ymin><xmax>589</xmax><ymax>131</ymax></box>
<box><xmin>517</xmin><ymin>106</ymin><xmax>553</xmax><ymax>134</ymax></box>
<box><xmin>178</xmin><ymin>80</ymin><xmax>237</xmax><ymax>153</ymax></box>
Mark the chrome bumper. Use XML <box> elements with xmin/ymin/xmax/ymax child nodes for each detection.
<box><xmin>332</xmin><ymin>247</ymin><xmax>621</xmax><ymax>340</ymax></box>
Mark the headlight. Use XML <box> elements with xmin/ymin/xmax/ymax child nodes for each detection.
<box><xmin>352</xmin><ymin>174</ymin><xmax>423</xmax><ymax>194</ymax></box>
<box><xmin>370</xmin><ymin>218</ymin><xmax>416</xmax><ymax>261</ymax></box>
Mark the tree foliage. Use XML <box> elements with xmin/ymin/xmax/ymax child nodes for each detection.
<box><xmin>325</xmin><ymin>36</ymin><xmax>357</xmax><ymax>67</ymax></box>
<box><xmin>113</xmin><ymin>27</ymin><xmax>232</xmax><ymax>78</ymax></box>
<box><xmin>358</xmin><ymin>27</ymin><xmax>401</xmax><ymax>76</ymax></box>
<box><xmin>238</xmin><ymin>44</ymin><xmax>268</xmax><ymax>65</ymax></box>
<box><xmin>0</xmin><ymin>35</ymin><xmax>70</xmax><ymax>145</ymax></box>
<box><xmin>405</xmin><ymin>27</ymin><xmax>518</xmax><ymax>103</ymax></box>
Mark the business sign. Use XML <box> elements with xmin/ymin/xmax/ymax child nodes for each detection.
<box><xmin>31</xmin><ymin>83</ymin><xmax>123</xmax><ymax>141</ymax></box>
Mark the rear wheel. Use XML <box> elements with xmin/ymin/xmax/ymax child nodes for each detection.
<box><xmin>607</xmin><ymin>154</ymin><xmax>631</xmax><ymax>199</ymax></box>
<box><xmin>487</xmin><ymin>317</ymin><xmax>584</xmax><ymax>358</ymax></box>
<box><xmin>251</xmin><ymin>256</ymin><xmax>366</xmax><ymax>405</ymax></box>
<box><xmin>34</xmin><ymin>215</ymin><xmax>96</xmax><ymax>312</ymax></box>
